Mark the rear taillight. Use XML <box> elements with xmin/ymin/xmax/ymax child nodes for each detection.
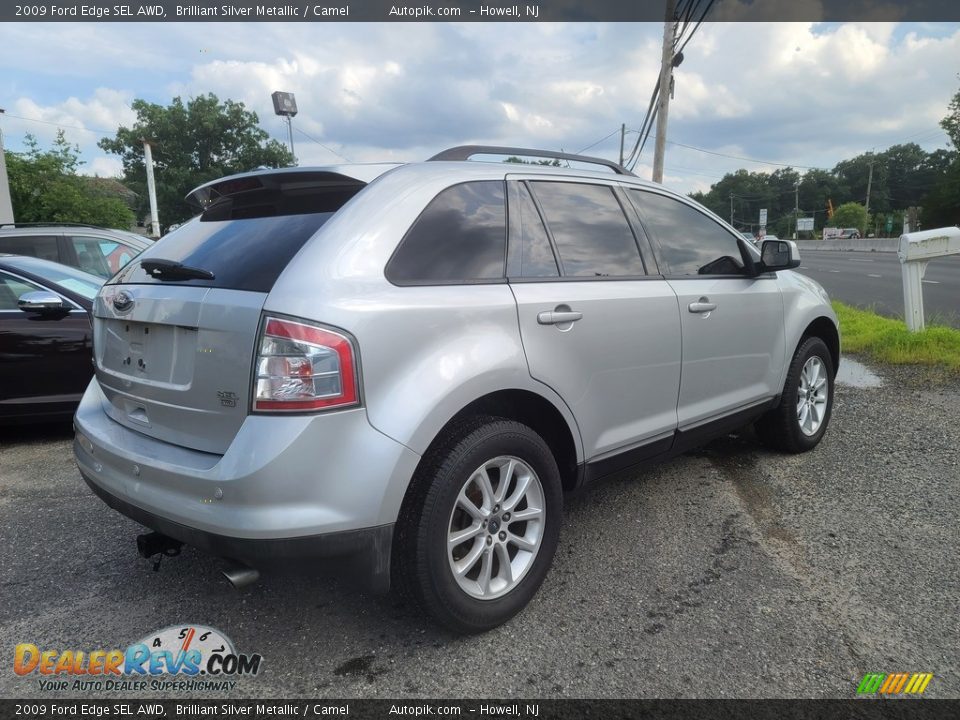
<box><xmin>253</xmin><ymin>316</ymin><xmax>359</xmax><ymax>412</ymax></box>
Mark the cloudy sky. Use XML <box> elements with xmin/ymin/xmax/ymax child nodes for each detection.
<box><xmin>1</xmin><ymin>21</ymin><xmax>957</xmax><ymax>194</ymax></box>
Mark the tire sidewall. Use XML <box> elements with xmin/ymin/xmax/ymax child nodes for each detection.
<box><xmin>422</xmin><ymin>423</ymin><xmax>562</xmax><ymax>632</ymax></box>
<box><xmin>787</xmin><ymin>338</ymin><xmax>835</xmax><ymax>451</ymax></box>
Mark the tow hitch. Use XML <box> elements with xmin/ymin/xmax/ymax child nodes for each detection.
<box><xmin>136</xmin><ymin>532</ymin><xmax>183</xmax><ymax>571</ymax></box>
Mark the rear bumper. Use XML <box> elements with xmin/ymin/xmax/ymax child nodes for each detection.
<box><xmin>74</xmin><ymin>379</ymin><xmax>421</xmax><ymax>584</ymax></box>
<box><xmin>81</xmin><ymin>469</ymin><xmax>393</xmax><ymax>589</ymax></box>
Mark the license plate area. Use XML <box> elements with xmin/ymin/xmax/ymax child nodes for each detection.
<box><xmin>99</xmin><ymin>319</ymin><xmax>196</xmax><ymax>387</ymax></box>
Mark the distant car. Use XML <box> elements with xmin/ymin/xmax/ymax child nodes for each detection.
<box><xmin>740</xmin><ymin>231</ymin><xmax>757</xmax><ymax>244</ymax></box>
<box><xmin>0</xmin><ymin>254</ymin><xmax>104</xmax><ymax>423</ymax></box>
<box><xmin>838</xmin><ymin>228</ymin><xmax>861</xmax><ymax>239</ymax></box>
<box><xmin>0</xmin><ymin>224</ymin><xmax>152</xmax><ymax>279</ymax></box>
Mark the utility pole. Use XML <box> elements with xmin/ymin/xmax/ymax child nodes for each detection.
<box><xmin>652</xmin><ymin>0</ymin><xmax>676</xmax><ymax>184</ymax></box>
<box><xmin>619</xmin><ymin>123</ymin><xmax>626</xmax><ymax>167</ymax></box>
<box><xmin>864</xmin><ymin>156</ymin><xmax>874</xmax><ymax>235</ymax></box>
<box><xmin>729</xmin><ymin>192</ymin><xmax>734</xmax><ymax>226</ymax></box>
<box><xmin>141</xmin><ymin>139</ymin><xmax>160</xmax><ymax>238</ymax></box>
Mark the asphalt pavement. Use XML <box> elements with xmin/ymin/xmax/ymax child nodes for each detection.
<box><xmin>1</xmin><ymin>359</ymin><xmax>958</xmax><ymax>699</ymax></box>
<box><xmin>797</xmin><ymin>250</ymin><xmax>960</xmax><ymax>327</ymax></box>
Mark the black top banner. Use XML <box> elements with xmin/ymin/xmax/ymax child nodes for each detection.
<box><xmin>2</xmin><ymin>0</ymin><xmax>960</xmax><ymax>23</ymax></box>
<box><xmin>2</xmin><ymin>699</ymin><xmax>959</xmax><ymax>720</ymax></box>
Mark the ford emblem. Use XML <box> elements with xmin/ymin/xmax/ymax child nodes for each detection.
<box><xmin>113</xmin><ymin>290</ymin><xmax>134</xmax><ymax>313</ymax></box>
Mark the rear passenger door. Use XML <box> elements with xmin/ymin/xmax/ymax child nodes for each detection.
<box><xmin>628</xmin><ymin>189</ymin><xmax>785</xmax><ymax>430</ymax></box>
<box><xmin>507</xmin><ymin>178</ymin><xmax>682</xmax><ymax>465</ymax></box>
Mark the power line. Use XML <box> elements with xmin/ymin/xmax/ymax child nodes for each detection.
<box><xmin>0</xmin><ymin>112</ymin><xmax>115</xmax><ymax>136</ymax></box>
<box><xmin>291</xmin><ymin>127</ymin><xmax>351</xmax><ymax>162</ymax></box>
<box><xmin>575</xmin><ymin>128</ymin><xmax>622</xmax><ymax>155</ymax></box>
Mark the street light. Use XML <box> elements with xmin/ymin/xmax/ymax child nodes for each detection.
<box><xmin>271</xmin><ymin>91</ymin><xmax>298</xmax><ymax>165</ymax></box>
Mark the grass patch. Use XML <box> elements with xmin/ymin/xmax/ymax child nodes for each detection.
<box><xmin>833</xmin><ymin>301</ymin><xmax>960</xmax><ymax>371</ymax></box>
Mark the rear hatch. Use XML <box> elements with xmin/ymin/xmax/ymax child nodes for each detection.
<box><xmin>92</xmin><ymin>168</ymin><xmax>389</xmax><ymax>454</ymax></box>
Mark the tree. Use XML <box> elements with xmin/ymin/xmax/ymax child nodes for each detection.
<box><xmin>5</xmin><ymin>132</ymin><xmax>135</xmax><ymax>228</ymax></box>
<box><xmin>921</xmin><ymin>82</ymin><xmax>960</xmax><ymax>227</ymax></box>
<box><xmin>99</xmin><ymin>94</ymin><xmax>294</xmax><ymax>229</ymax></box>
<box><xmin>831</xmin><ymin>201</ymin><xmax>868</xmax><ymax>231</ymax></box>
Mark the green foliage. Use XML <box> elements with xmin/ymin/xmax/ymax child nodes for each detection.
<box><xmin>830</xmin><ymin>202</ymin><xmax>868</xmax><ymax>230</ymax></box>
<box><xmin>941</xmin><ymin>80</ymin><xmax>960</xmax><ymax>149</ymax></box>
<box><xmin>98</xmin><ymin>93</ymin><xmax>294</xmax><ymax>229</ymax></box>
<box><xmin>833</xmin><ymin>302</ymin><xmax>960</xmax><ymax>372</ymax></box>
<box><xmin>504</xmin><ymin>156</ymin><xmax>562</xmax><ymax>166</ymax></box>
<box><xmin>4</xmin><ymin>132</ymin><xmax>135</xmax><ymax>228</ymax></box>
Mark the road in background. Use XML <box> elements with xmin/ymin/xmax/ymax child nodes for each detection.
<box><xmin>797</xmin><ymin>251</ymin><xmax>960</xmax><ymax>327</ymax></box>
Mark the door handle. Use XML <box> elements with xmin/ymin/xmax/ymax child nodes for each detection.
<box><xmin>537</xmin><ymin>310</ymin><xmax>583</xmax><ymax>325</ymax></box>
<box><xmin>688</xmin><ymin>298</ymin><xmax>717</xmax><ymax>314</ymax></box>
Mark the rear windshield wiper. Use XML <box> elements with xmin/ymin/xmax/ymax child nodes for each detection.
<box><xmin>141</xmin><ymin>258</ymin><xmax>215</xmax><ymax>281</ymax></box>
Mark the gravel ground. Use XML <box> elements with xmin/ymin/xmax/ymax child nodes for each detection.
<box><xmin>1</xmin><ymin>356</ymin><xmax>957</xmax><ymax>699</ymax></box>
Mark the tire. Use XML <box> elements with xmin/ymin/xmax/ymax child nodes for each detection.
<box><xmin>756</xmin><ymin>336</ymin><xmax>835</xmax><ymax>453</ymax></box>
<box><xmin>392</xmin><ymin>416</ymin><xmax>563</xmax><ymax>633</ymax></box>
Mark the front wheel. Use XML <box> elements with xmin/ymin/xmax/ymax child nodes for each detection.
<box><xmin>756</xmin><ymin>336</ymin><xmax>835</xmax><ymax>453</ymax></box>
<box><xmin>393</xmin><ymin>417</ymin><xmax>562</xmax><ymax>633</ymax></box>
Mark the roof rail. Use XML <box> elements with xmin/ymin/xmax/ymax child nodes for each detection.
<box><xmin>0</xmin><ymin>222</ymin><xmax>104</xmax><ymax>229</ymax></box>
<box><xmin>427</xmin><ymin>145</ymin><xmax>635</xmax><ymax>177</ymax></box>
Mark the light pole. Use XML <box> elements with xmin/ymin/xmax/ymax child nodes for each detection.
<box><xmin>0</xmin><ymin>108</ymin><xmax>14</xmax><ymax>224</ymax></box>
<box><xmin>271</xmin><ymin>91</ymin><xmax>298</xmax><ymax>165</ymax></box>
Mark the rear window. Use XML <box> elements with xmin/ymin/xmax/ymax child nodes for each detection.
<box><xmin>110</xmin><ymin>180</ymin><xmax>364</xmax><ymax>292</ymax></box>
<box><xmin>111</xmin><ymin>214</ymin><xmax>333</xmax><ymax>292</ymax></box>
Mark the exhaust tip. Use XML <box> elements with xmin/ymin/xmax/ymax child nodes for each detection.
<box><xmin>221</xmin><ymin>563</ymin><xmax>260</xmax><ymax>589</ymax></box>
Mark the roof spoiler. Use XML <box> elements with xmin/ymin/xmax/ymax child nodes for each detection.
<box><xmin>427</xmin><ymin>145</ymin><xmax>635</xmax><ymax>177</ymax></box>
<box><xmin>184</xmin><ymin>166</ymin><xmax>397</xmax><ymax>208</ymax></box>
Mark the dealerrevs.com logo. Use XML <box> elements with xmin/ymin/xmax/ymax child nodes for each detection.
<box><xmin>14</xmin><ymin>625</ymin><xmax>262</xmax><ymax>692</ymax></box>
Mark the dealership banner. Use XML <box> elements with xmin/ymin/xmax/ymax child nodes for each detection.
<box><xmin>2</xmin><ymin>699</ymin><xmax>959</xmax><ymax>719</ymax></box>
<box><xmin>3</xmin><ymin>0</ymin><xmax>960</xmax><ymax>23</ymax></box>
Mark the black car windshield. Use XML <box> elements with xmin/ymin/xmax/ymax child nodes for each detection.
<box><xmin>3</xmin><ymin>255</ymin><xmax>104</xmax><ymax>300</ymax></box>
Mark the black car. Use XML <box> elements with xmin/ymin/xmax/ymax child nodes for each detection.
<box><xmin>0</xmin><ymin>254</ymin><xmax>103</xmax><ymax>423</ymax></box>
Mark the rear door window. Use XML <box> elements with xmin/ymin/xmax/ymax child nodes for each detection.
<box><xmin>386</xmin><ymin>181</ymin><xmax>507</xmax><ymax>285</ymax></box>
<box><xmin>529</xmin><ymin>182</ymin><xmax>646</xmax><ymax>278</ymax></box>
<box><xmin>508</xmin><ymin>182</ymin><xmax>559</xmax><ymax>278</ymax></box>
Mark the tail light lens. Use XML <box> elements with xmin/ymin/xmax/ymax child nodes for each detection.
<box><xmin>253</xmin><ymin>316</ymin><xmax>359</xmax><ymax>412</ymax></box>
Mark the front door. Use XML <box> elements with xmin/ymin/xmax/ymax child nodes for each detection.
<box><xmin>628</xmin><ymin>188</ymin><xmax>785</xmax><ymax>429</ymax></box>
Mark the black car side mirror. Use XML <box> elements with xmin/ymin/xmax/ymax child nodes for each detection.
<box><xmin>760</xmin><ymin>239</ymin><xmax>801</xmax><ymax>272</ymax></box>
<box><xmin>18</xmin><ymin>291</ymin><xmax>67</xmax><ymax>314</ymax></box>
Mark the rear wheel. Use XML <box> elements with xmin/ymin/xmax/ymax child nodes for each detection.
<box><xmin>756</xmin><ymin>336</ymin><xmax>834</xmax><ymax>453</ymax></box>
<box><xmin>393</xmin><ymin>417</ymin><xmax>562</xmax><ymax>633</ymax></box>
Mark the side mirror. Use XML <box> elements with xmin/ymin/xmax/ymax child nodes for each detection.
<box><xmin>761</xmin><ymin>239</ymin><xmax>801</xmax><ymax>271</ymax></box>
<box><xmin>18</xmin><ymin>291</ymin><xmax>67</xmax><ymax>314</ymax></box>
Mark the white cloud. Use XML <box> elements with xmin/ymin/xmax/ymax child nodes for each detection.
<box><xmin>1</xmin><ymin>20</ymin><xmax>957</xmax><ymax>196</ymax></box>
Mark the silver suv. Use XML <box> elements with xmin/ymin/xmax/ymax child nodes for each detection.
<box><xmin>74</xmin><ymin>146</ymin><xmax>839</xmax><ymax>633</ymax></box>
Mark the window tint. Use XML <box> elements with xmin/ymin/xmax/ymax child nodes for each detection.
<box><xmin>387</xmin><ymin>181</ymin><xmax>506</xmax><ymax>284</ymax></box>
<box><xmin>514</xmin><ymin>183</ymin><xmax>558</xmax><ymax>278</ymax></box>
<box><xmin>111</xmin><ymin>213</ymin><xmax>334</xmax><ymax>292</ymax></box>
<box><xmin>0</xmin><ymin>271</ymin><xmax>42</xmax><ymax>310</ymax></box>
<box><xmin>530</xmin><ymin>182</ymin><xmax>645</xmax><ymax>278</ymax></box>
<box><xmin>631</xmin><ymin>190</ymin><xmax>745</xmax><ymax>276</ymax></box>
<box><xmin>0</xmin><ymin>235</ymin><xmax>59</xmax><ymax>263</ymax></box>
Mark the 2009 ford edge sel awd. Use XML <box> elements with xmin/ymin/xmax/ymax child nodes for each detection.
<box><xmin>74</xmin><ymin>146</ymin><xmax>839</xmax><ymax>633</ymax></box>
